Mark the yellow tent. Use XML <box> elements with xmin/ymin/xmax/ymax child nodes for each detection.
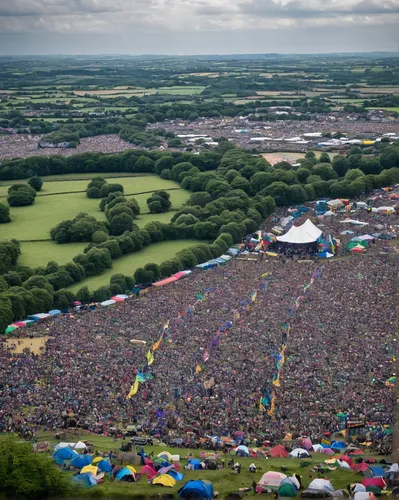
<box><xmin>92</xmin><ymin>457</ymin><xmax>102</xmax><ymax>464</ymax></box>
<box><xmin>152</xmin><ymin>474</ymin><xmax>176</xmax><ymax>487</ymax></box>
<box><xmin>81</xmin><ymin>465</ymin><xmax>98</xmax><ymax>475</ymax></box>
<box><xmin>126</xmin><ymin>465</ymin><xmax>137</xmax><ymax>473</ymax></box>
<box><xmin>157</xmin><ymin>451</ymin><xmax>173</xmax><ymax>461</ymax></box>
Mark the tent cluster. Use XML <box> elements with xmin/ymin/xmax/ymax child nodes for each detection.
<box><xmin>153</xmin><ymin>270</ymin><xmax>192</xmax><ymax>287</ymax></box>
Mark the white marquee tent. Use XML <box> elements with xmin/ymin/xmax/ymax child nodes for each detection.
<box><xmin>276</xmin><ymin>219</ymin><xmax>322</xmax><ymax>244</ymax></box>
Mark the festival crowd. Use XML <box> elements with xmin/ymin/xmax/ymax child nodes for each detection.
<box><xmin>0</xmin><ymin>191</ymin><xmax>397</xmax><ymax>451</ymax></box>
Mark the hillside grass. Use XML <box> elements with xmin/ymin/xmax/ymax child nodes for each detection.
<box><xmin>3</xmin><ymin>432</ymin><xmax>376</xmax><ymax>499</ymax></box>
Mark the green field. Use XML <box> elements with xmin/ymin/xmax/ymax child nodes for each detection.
<box><xmin>18</xmin><ymin>241</ymin><xmax>87</xmax><ymax>268</ymax></box>
<box><xmin>366</xmin><ymin>107</ymin><xmax>399</xmax><ymax>113</ymax></box>
<box><xmin>1</xmin><ymin>431</ymin><xmax>377</xmax><ymax>499</ymax></box>
<box><xmin>68</xmin><ymin>239</ymin><xmax>201</xmax><ymax>292</ymax></box>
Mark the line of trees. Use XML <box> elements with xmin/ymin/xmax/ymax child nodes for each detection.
<box><xmin>1</xmin><ymin>141</ymin><xmax>399</xmax><ymax>330</ymax></box>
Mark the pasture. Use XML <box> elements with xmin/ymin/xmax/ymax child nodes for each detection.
<box><xmin>1</xmin><ymin>174</ymin><xmax>192</xmax><ymax>284</ymax></box>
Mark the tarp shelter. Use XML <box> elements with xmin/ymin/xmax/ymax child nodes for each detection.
<box><xmin>277</xmin><ymin>219</ymin><xmax>322</xmax><ymax>244</ymax></box>
<box><xmin>290</xmin><ymin>448</ymin><xmax>311</xmax><ymax>458</ymax></box>
<box><xmin>227</xmin><ymin>247</ymin><xmax>240</xmax><ymax>256</ymax></box>
<box><xmin>178</xmin><ymin>479</ymin><xmax>214</xmax><ymax>500</ymax></box>
<box><xmin>154</xmin><ymin>276</ymin><xmax>178</xmax><ymax>287</ymax></box>
<box><xmin>28</xmin><ymin>313</ymin><xmax>51</xmax><ymax>322</ymax></box>
<box><xmin>271</xmin><ymin>445</ymin><xmax>289</xmax><ymax>458</ymax></box>
<box><xmin>48</xmin><ymin>309</ymin><xmax>61</xmax><ymax>316</ymax></box>
<box><xmin>257</xmin><ymin>472</ymin><xmax>287</xmax><ymax>493</ymax></box>
<box><xmin>112</xmin><ymin>294</ymin><xmax>129</xmax><ymax>301</ymax></box>
<box><xmin>152</xmin><ymin>474</ymin><xmax>176</xmax><ymax>487</ymax></box>
<box><xmin>173</xmin><ymin>270</ymin><xmax>192</xmax><ymax>279</ymax></box>
<box><xmin>100</xmin><ymin>299</ymin><xmax>116</xmax><ymax>307</ymax></box>
<box><xmin>327</xmin><ymin>199</ymin><xmax>345</xmax><ymax>210</ymax></box>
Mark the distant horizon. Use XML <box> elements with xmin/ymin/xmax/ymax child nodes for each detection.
<box><xmin>1</xmin><ymin>50</ymin><xmax>399</xmax><ymax>58</ymax></box>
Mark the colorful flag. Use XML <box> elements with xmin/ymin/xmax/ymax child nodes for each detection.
<box><xmin>126</xmin><ymin>375</ymin><xmax>139</xmax><ymax>399</ymax></box>
<box><xmin>136</xmin><ymin>371</ymin><xmax>146</xmax><ymax>383</ymax></box>
<box><xmin>203</xmin><ymin>350</ymin><xmax>209</xmax><ymax>362</ymax></box>
<box><xmin>152</xmin><ymin>338</ymin><xmax>162</xmax><ymax>352</ymax></box>
<box><xmin>195</xmin><ymin>364</ymin><xmax>202</xmax><ymax>374</ymax></box>
<box><xmin>146</xmin><ymin>350</ymin><xmax>154</xmax><ymax>365</ymax></box>
<box><xmin>251</xmin><ymin>291</ymin><xmax>258</xmax><ymax>303</ymax></box>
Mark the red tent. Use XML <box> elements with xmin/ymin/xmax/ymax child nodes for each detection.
<box><xmin>362</xmin><ymin>478</ymin><xmax>386</xmax><ymax>489</ymax></box>
<box><xmin>270</xmin><ymin>445</ymin><xmax>289</xmax><ymax>458</ymax></box>
<box><xmin>140</xmin><ymin>465</ymin><xmax>157</xmax><ymax>479</ymax></box>
<box><xmin>352</xmin><ymin>463</ymin><xmax>369</xmax><ymax>473</ymax></box>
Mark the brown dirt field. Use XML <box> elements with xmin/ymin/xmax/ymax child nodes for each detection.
<box><xmin>6</xmin><ymin>336</ymin><xmax>49</xmax><ymax>355</ymax></box>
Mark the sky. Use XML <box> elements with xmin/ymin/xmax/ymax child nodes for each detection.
<box><xmin>0</xmin><ymin>0</ymin><xmax>398</xmax><ymax>55</ymax></box>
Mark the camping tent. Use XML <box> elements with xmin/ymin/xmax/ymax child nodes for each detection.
<box><xmin>308</xmin><ymin>479</ymin><xmax>334</xmax><ymax>492</ymax></box>
<box><xmin>235</xmin><ymin>445</ymin><xmax>250</xmax><ymax>457</ymax></box>
<box><xmin>187</xmin><ymin>458</ymin><xmax>202</xmax><ymax>470</ymax></box>
<box><xmin>178</xmin><ymin>480</ymin><xmax>214</xmax><ymax>500</ymax></box>
<box><xmin>270</xmin><ymin>445</ymin><xmax>289</xmax><ymax>458</ymax></box>
<box><xmin>257</xmin><ymin>472</ymin><xmax>287</xmax><ymax>493</ymax></box>
<box><xmin>70</xmin><ymin>455</ymin><xmax>92</xmax><ymax>468</ymax></box>
<box><xmin>72</xmin><ymin>473</ymin><xmax>97</xmax><ymax>488</ymax></box>
<box><xmin>100</xmin><ymin>299</ymin><xmax>116</xmax><ymax>307</ymax></box>
<box><xmin>152</xmin><ymin>474</ymin><xmax>176</xmax><ymax>487</ymax></box>
<box><xmin>327</xmin><ymin>199</ymin><xmax>345</xmax><ymax>210</ymax></box>
<box><xmin>290</xmin><ymin>448</ymin><xmax>311</xmax><ymax>458</ymax></box>
<box><xmin>277</xmin><ymin>219</ymin><xmax>322</xmax><ymax>244</ymax></box>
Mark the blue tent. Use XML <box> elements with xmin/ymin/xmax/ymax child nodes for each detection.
<box><xmin>168</xmin><ymin>469</ymin><xmax>184</xmax><ymax>481</ymax></box>
<box><xmin>331</xmin><ymin>441</ymin><xmax>346</xmax><ymax>450</ymax></box>
<box><xmin>53</xmin><ymin>448</ymin><xmax>78</xmax><ymax>463</ymax></box>
<box><xmin>97</xmin><ymin>459</ymin><xmax>113</xmax><ymax>473</ymax></box>
<box><xmin>179</xmin><ymin>480</ymin><xmax>214</xmax><ymax>500</ymax></box>
<box><xmin>48</xmin><ymin>309</ymin><xmax>61</xmax><ymax>316</ymax></box>
<box><xmin>369</xmin><ymin>466</ymin><xmax>385</xmax><ymax>477</ymax></box>
<box><xmin>116</xmin><ymin>467</ymin><xmax>135</xmax><ymax>481</ymax></box>
<box><xmin>72</xmin><ymin>473</ymin><xmax>97</xmax><ymax>488</ymax></box>
<box><xmin>70</xmin><ymin>454</ymin><xmax>93</xmax><ymax>468</ymax></box>
<box><xmin>187</xmin><ymin>458</ymin><xmax>202</xmax><ymax>470</ymax></box>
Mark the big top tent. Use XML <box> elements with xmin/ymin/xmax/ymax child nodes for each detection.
<box><xmin>276</xmin><ymin>219</ymin><xmax>322</xmax><ymax>244</ymax></box>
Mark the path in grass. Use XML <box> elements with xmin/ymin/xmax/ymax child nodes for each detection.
<box><xmin>67</xmin><ymin>239</ymin><xmax>202</xmax><ymax>292</ymax></box>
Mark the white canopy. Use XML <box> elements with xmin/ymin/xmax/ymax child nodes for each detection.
<box><xmin>277</xmin><ymin>219</ymin><xmax>322</xmax><ymax>244</ymax></box>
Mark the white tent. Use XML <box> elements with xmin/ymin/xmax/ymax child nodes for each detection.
<box><xmin>308</xmin><ymin>479</ymin><xmax>334</xmax><ymax>492</ymax></box>
<box><xmin>74</xmin><ymin>441</ymin><xmax>87</xmax><ymax>450</ymax></box>
<box><xmin>277</xmin><ymin>219</ymin><xmax>322</xmax><ymax>244</ymax></box>
<box><xmin>290</xmin><ymin>448</ymin><xmax>311</xmax><ymax>458</ymax></box>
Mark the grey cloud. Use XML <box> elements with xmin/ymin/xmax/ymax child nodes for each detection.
<box><xmin>235</xmin><ymin>0</ymin><xmax>399</xmax><ymax>19</ymax></box>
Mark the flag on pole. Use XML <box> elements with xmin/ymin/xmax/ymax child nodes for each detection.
<box><xmin>195</xmin><ymin>364</ymin><xmax>202</xmax><ymax>374</ymax></box>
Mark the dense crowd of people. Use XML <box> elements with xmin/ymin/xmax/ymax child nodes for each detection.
<box><xmin>0</xmin><ymin>190</ymin><xmax>397</xmax><ymax>451</ymax></box>
<box><xmin>0</xmin><ymin>134</ymin><xmax>132</xmax><ymax>160</ymax></box>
